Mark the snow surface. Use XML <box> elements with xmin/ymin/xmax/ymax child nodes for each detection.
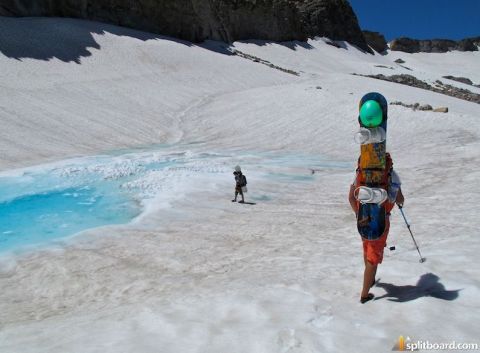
<box><xmin>0</xmin><ymin>17</ymin><xmax>479</xmax><ymax>353</ymax></box>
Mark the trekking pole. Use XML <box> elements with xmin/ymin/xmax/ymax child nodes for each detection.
<box><xmin>398</xmin><ymin>206</ymin><xmax>426</xmax><ymax>263</ymax></box>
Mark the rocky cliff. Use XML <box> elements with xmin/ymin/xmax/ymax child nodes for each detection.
<box><xmin>0</xmin><ymin>0</ymin><xmax>370</xmax><ymax>51</ymax></box>
<box><xmin>362</xmin><ymin>30</ymin><xmax>387</xmax><ymax>53</ymax></box>
<box><xmin>390</xmin><ymin>37</ymin><xmax>480</xmax><ymax>53</ymax></box>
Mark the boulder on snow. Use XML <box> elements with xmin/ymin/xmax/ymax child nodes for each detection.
<box><xmin>418</xmin><ymin>104</ymin><xmax>433</xmax><ymax>111</ymax></box>
<box><xmin>442</xmin><ymin>76</ymin><xmax>474</xmax><ymax>86</ymax></box>
<box><xmin>433</xmin><ymin>107</ymin><xmax>449</xmax><ymax>113</ymax></box>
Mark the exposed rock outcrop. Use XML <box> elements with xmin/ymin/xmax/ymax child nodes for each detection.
<box><xmin>353</xmin><ymin>73</ymin><xmax>480</xmax><ymax>104</ymax></box>
<box><xmin>390</xmin><ymin>101</ymin><xmax>448</xmax><ymax>113</ymax></box>
<box><xmin>231</xmin><ymin>49</ymin><xmax>300</xmax><ymax>76</ymax></box>
<box><xmin>443</xmin><ymin>76</ymin><xmax>480</xmax><ymax>88</ymax></box>
<box><xmin>390</xmin><ymin>101</ymin><xmax>432</xmax><ymax>111</ymax></box>
<box><xmin>362</xmin><ymin>30</ymin><xmax>387</xmax><ymax>53</ymax></box>
<box><xmin>433</xmin><ymin>107</ymin><xmax>448</xmax><ymax>113</ymax></box>
<box><xmin>390</xmin><ymin>37</ymin><xmax>480</xmax><ymax>53</ymax></box>
<box><xmin>0</xmin><ymin>0</ymin><xmax>370</xmax><ymax>50</ymax></box>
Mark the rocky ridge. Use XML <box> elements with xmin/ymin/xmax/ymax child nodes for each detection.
<box><xmin>0</xmin><ymin>0</ymin><xmax>370</xmax><ymax>51</ymax></box>
<box><xmin>389</xmin><ymin>37</ymin><xmax>480</xmax><ymax>53</ymax></box>
<box><xmin>353</xmin><ymin>73</ymin><xmax>480</xmax><ymax>104</ymax></box>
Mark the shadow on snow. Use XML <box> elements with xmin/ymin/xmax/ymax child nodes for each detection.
<box><xmin>0</xmin><ymin>16</ymin><xmax>319</xmax><ymax>63</ymax></box>
<box><xmin>375</xmin><ymin>273</ymin><xmax>460</xmax><ymax>303</ymax></box>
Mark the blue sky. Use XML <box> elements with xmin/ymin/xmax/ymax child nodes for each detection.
<box><xmin>348</xmin><ymin>0</ymin><xmax>480</xmax><ymax>41</ymax></box>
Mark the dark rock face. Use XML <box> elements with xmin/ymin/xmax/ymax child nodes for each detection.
<box><xmin>362</xmin><ymin>30</ymin><xmax>387</xmax><ymax>53</ymax></box>
<box><xmin>389</xmin><ymin>38</ymin><xmax>421</xmax><ymax>53</ymax></box>
<box><xmin>390</xmin><ymin>37</ymin><xmax>479</xmax><ymax>53</ymax></box>
<box><xmin>296</xmin><ymin>0</ymin><xmax>369</xmax><ymax>50</ymax></box>
<box><xmin>0</xmin><ymin>0</ymin><xmax>370</xmax><ymax>50</ymax></box>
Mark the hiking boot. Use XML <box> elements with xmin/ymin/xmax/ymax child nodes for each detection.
<box><xmin>360</xmin><ymin>293</ymin><xmax>374</xmax><ymax>304</ymax></box>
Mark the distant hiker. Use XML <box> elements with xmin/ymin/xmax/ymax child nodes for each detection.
<box><xmin>232</xmin><ymin>165</ymin><xmax>247</xmax><ymax>203</ymax></box>
<box><xmin>349</xmin><ymin>154</ymin><xmax>404</xmax><ymax>304</ymax></box>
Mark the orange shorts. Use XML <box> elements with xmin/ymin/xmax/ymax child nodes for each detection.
<box><xmin>362</xmin><ymin>219</ymin><xmax>390</xmax><ymax>265</ymax></box>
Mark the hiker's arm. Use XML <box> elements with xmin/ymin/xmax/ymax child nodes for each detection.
<box><xmin>349</xmin><ymin>184</ymin><xmax>358</xmax><ymax>214</ymax></box>
<box><xmin>396</xmin><ymin>188</ymin><xmax>404</xmax><ymax>207</ymax></box>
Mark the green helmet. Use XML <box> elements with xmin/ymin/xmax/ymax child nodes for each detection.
<box><xmin>359</xmin><ymin>100</ymin><xmax>383</xmax><ymax>127</ymax></box>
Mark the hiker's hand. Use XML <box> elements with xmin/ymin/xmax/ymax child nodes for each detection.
<box><xmin>396</xmin><ymin>189</ymin><xmax>404</xmax><ymax>208</ymax></box>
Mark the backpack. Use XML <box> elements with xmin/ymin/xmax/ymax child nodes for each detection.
<box><xmin>355</xmin><ymin>152</ymin><xmax>395</xmax><ymax>213</ymax></box>
<box><xmin>355</xmin><ymin>152</ymin><xmax>392</xmax><ymax>189</ymax></box>
<box><xmin>240</xmin><ymin>174</ymin><xmax>247</xmax><ymax>187</ymax></box>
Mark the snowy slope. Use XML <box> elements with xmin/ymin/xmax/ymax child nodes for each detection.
<box><xmin>0</xmin><ymin>17</ymin><xmax>293</xmax><ymax>169</ymax></box>
<box><xmin>0</xmin><ymin>17</ymin><xmax>479</xmax><ymax>353</ymax></box>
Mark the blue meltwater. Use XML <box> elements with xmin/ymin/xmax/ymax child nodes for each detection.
<box><xmin>0</xmin><ymin>182</ymin><xmax>139</xmax><ymax>252</ymax></box>
<box><xmin>0</xmin><ymin>148</ymin><xmax>188</xmax><ymax>253</ymax></box>
<box><xmin>0</xmin><ymin>155</ymin><xmax>154</xmax><ymax>253</ymax></box>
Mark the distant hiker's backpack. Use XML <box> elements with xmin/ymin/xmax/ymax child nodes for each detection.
<box><xmin>240</xmin><ymin>174</ymin><xmax>247</xmax><ymax>187</ymax></box>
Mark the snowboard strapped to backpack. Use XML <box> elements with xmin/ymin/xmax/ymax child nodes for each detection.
<box><xmin>240</xmin><ymin>174</ymin><xmax>247</xmax><ymax>187</ymax></box>
<box><xmin>355</xmin><ymin>92</ymin><xmax>393</xmax><ymax>240</ymax></box>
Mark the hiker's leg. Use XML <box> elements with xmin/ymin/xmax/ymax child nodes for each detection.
<box><xmin>362</xmin><ymin>260</ymin><xmax>377</xmax><ymax>298</ymax></box>
<box><xmin>240</xmin><ymin>190</ymin><xmax>244</xmax><ymax>202</ymax></box>
<box><xmin>233</xmin><ymin>191</ymin><xmax>238</xmax><ymax>202</ymax></box>
<box><xmin>363</xmin><ymin>255</ymin><xmax>378</xmax><ymax>280</ymax></box>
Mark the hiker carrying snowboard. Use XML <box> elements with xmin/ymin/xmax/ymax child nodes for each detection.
<box><xmin>349</xmin><ymin>154</ymin><xmax>404</xmax><ymax>303</ymax></box>
<box><xmin>232</xmin><ymin>165</ymin><xmax>247</xmax><ymax>203</ymax></box>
